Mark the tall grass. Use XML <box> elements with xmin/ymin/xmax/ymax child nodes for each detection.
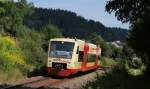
<box><xmin>0</xmin><ymin>36</ymin><xmax>29</xmax><ymax>82</ymax></box>
<box><xmin>125</xmin><ymin>58</ymin><xmax>146</xmax><ymax>76</ymax></box>
<box><xmin>100</xmin><ymin>57</ymin><xmax>117</xmax><ymax>67</ymax></box>
<box><xmin>83</xmin><ymin>59</ymin><xmax>150</xmax><ymax>89</ymax></box>
<box><xmin>0</xmin><ymin>68</ymin><xmax>24</xmax><ymax>83</ymax></box>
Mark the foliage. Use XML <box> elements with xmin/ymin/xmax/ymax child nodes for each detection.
<box><xmin>106</xmin><ymin>0</ymin><xmax>150</xmax><ymax>72</ymax></box>
<box><xmin>43</xmin><ymin>23</ymin><xmax>63</xmax><ymax>40</ymax></box>
<box><xmin>25</xmin><ymin>8</ymin><xmax>128</xmax><ymax>42</ymax></box>
<box><xmin>0</xmin><ymin>0</ymin><xmax>10</xmax><ymax>2</ymax></box>
<box><xmin>17</xmin><ymin>26</ymin><xmax>47</xmax><ymax>68</ymax></box>
<box><xmin>100</xmin><ymin>57</ymin><xmax>117</xmax><ymax>67</ymax></box>
<box><xmin>91</xmin><ymin>34</ymin><xmax>124</xmax><ymax>58</ymax></box>
<box><xmin>125</xmin><ymin>58</ymin><xmax>146</xmax><ymax>76</ymax></box>
<box><xmin>41</xmin><ymin>23</ymin><xmax>63</xmax><ymax>52</ymax></box>
<box><xmin>0</xmin><ymin>0</ymin><xmax>33</xmax><ymax>36</ymax></box>
<box><xmin>0</xmin><ymin>0</ymin><xmax>34</xmax><ymax>81</ymax></box>
<box><xmin>0</xmin><ymin>0</ymin><xmax>48</xmax><ymax>68</ymax></box>
<box><xmin>128</xmin><ymin>15</ymin><xmax>150</xmax><ymax>66</ymax></box>
<box><xmin>111</xmin><ymin>45</ymin><xmax>123</xmax><ymax>59</ymax></box>
<box><xmin>91</xmin><ymin>34</ymin><xmax>112</xmax><ymax>57</ymax></box>
<box><xmin>0</xmin><ymin>0</ymin><xmax>51</xmax><ymax>82</ymax></box>
<box><xmin>106</xmin><ymin>0</ymin><xmax>150</xmax><ymax>23</ymax></box>
<box><xmin>0</xmin><ymin>35</ymin><xmax>29</xmax><ymax>82</ymax></box>
<box><xmin>83</xmin><ymin>66</ymin><xmax>127</xmax><ymax>89</ymax></box>
<box><xmin>84</xmin><ymin>61</ymin><xmax>150</xmax><ymax>89</ymax></box>
<box><xmin>0</xmin><ymin>68</ymin><xmax>25</xmax><ymax>83</ymax></box>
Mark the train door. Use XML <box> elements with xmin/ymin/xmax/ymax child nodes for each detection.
<box><xmin>80</xmin><ymin>43</ymin><xmax>89</xmax><ymax>71</ymax></box>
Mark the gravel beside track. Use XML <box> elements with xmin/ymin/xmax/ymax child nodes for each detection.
<box><xmin>49</xmin><ymin>70</ymin><xmax>105</xmax><ymax>89</ymax></box>
<box><xmin>0</xmin><ymin>69</ymin><xmax>106</xmax><ymax>89</ymax></box>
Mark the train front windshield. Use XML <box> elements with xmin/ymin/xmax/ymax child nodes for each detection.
<box><xmin>49</xmin><ymin>41</ymin><xmax>75</xmax><ymax>59</ymax></box>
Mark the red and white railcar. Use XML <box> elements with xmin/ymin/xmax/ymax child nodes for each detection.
<box><xmin>47</xmin><ymin>38</ymin><xmax>101</xmax><ymax>77</ymax></box>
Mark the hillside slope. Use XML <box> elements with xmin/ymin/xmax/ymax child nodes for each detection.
<box><xmin>25</xmin><ymin>8</ymin><xmax>128</xmax><ymax>42</ymax></box>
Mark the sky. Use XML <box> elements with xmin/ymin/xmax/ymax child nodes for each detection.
<box><xmin>28</xmin><ymin>0</ymin><xmax>129</xmax><ymax>29</ymax></box>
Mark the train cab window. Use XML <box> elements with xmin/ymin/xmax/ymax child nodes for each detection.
<box><xmin>49</xmin><ymin>41</ymin><xmax>75</xmax><ymax>59</ymax></box>
<box><xmin>78</xmin><ymin>51</ymin><xmax>83</xmax><ymax>62</ymax></box>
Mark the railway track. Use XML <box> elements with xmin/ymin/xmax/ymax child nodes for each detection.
<box><xmin>49</xmin><ymin>69</ymin><xmax>107</xmax><ymax>89</ymax></box>
<box><xmin>0</xmin><ymin>68</ymin><xmax>109</xmax><ymax>89</ymax></box>
<box><xmin>1</xmin><ymin>76</ymin><xmax>64</xmax><ymax>89</ymax></box>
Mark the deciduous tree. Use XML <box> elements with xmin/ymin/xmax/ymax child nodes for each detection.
<box><xmin>106</xmin><ymin>0</ymin><xmax>150</xmax><ymax>70</ymax></box>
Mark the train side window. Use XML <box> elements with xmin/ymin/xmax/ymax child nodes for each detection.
<box><xmin>76</xmin><ymin>46</ymin><xmax>79</xmax><ymax>54</ymax></box>
<box><xmin>98</xmin><ymin>55</ymin><xmax>100</xmax><ymax>60</ymax></box>
<box><xmin>88</xmin><ymin>54</ymin><xmax>96</xmax><ymax>62</ymax></box>
<box><xmin>78</xmin><ymin>51</ymin><xmax>83</xmax><ymax>62</ymax></box>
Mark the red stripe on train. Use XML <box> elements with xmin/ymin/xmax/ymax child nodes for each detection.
<box><xmin>81</xmin><ymin>43</ymin><xmax>89</xmax><ymax>71</ymax></box>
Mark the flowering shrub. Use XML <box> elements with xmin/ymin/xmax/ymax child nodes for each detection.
<box><xmin>0</xmin><ymin>36</ymin><xmax>29</xmax><ymax>72</ymax></box>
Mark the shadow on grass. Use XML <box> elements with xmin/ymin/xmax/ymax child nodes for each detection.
<box><xmin>83</xmin><ymin>67</ymin><xmax>150</xmax><ymax>89</ymax></box>
<box><xmin>27</xmin><ymin>65</ymin><xmax>48</xmax><ymax>77</ymax></box>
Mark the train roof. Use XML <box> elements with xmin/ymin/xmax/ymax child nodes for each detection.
<box><xmin>50</xmin><ymin>38</ymin><xmax>77</xmax><ymax>43</ymax></box>
<box><xmin>50</xmin><ymin>38</ymin><xmax>99</xmax><ymax>47</ymax></box>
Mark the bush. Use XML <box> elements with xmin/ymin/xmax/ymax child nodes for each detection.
<box><xmin>100</xmin><ymin>57</ymin><xmax>117</xmax><ymax>67</ymax></box>
<box><xmin>84</xmin><ymin>59</ymin><xmax>149</xmax><ymax>89</ymax></box>
<box><xmin>0</xmin><ymin>36</ymin><xmax>28</xmax><ymax>70</ymax></box>
<box><xmin>0</xmin><ymin>35</ymin><xmax>29</xmax><ymax>81</ymax></box>
<box><xmin>83</xmin><ymin>63</ymin><xmax>128</xmax><ymax>89</ymax></box>
<box><xmin>125</xmin><ymin>58</ymin><xmax>146</xmax><ymax>76</ymax></box>
<box><xmin>93</xmin><ymin>35</ymin><xmax>113</xmax><ymax>57</ymax></box>
<box><xmin>16</xmin><ymin>26</ymin><xmax>47</xmax><ymax>69</ymax></box>
<box><xmin>0</xmin><ymin>1</ymin><xmax>48</xmax><ymax>82</ymax></box>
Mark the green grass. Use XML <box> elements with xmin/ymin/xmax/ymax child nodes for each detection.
<box><xmin>0</xmin><ymin>68</ymin><xmax>24</xmax><ymax>83</ymax></box>
<box><xmin>100</xmin><ymin>57</ymin><xmax>117</xmax><ymax>67</ymax></box>
<box><xmin>0</xmin><ymin>36</ymin><xmax>29</xmax><ymax>83</ymax></box>
<box><xmin>125</xmin><ymin>58</ymin><xmax>146</xmax><ymax>76</ymax></box>
<box><xmin>83</xmin><ymin>66</ymin><xmax>150</xmax><ymax>89</ymax></box>
<box><xmin>83</xmin><ymin>59</ymin><xmax>150</xmax><ymax>89</ymax></box>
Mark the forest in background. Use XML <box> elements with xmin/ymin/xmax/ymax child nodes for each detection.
<box><xmin>25</xmin><ymin>8</ymin><xmax>128</xmax><ymax>42</ymax></box>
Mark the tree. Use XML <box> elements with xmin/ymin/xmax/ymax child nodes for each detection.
<box><xmin>24</xmin><ymin>7</ymin><xmax>128</xmax><ymax>42</ymax></box>
<box><xmin>0</xmin><ymin>0</ymin><xmax>33</xmax><ymax>36</ymax></box>
<box><xmin>92</xmin><ymin>34</ymin><xmax>112</xmax><ymax>57</ymax></box>
<box><xmin>106</xmin><ymin>0</ymin><xmax>150</xmax><ymax>70</ymax></box>
<box><xmin>128</xmin><ymin>15</ymin><xmax>150</xmax><ymax>64</ymax></box>
<box><xmin>0</xmin><ymin>0</ymin><xmax>47</xmax><ymax>74</ymax></box>
<box><xmin>43</xmin><ymin>23</ymin><xmax>63</xmax><ymax>40</ymax></box>
<box><xmin>42</xmin><ymin>23</ymin><xmax>63</xmax><ymax>51</ymax></box>
<box><xmin>106</xmin><ymin>0</ymin><xmax>150</xmax><ymax>23</ymax></box>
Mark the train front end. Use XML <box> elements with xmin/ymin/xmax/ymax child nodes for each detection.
<box><xmin>47</xmin><ymin>38</ymin><xmax>78</xmax><ymax>77</ymax></box>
